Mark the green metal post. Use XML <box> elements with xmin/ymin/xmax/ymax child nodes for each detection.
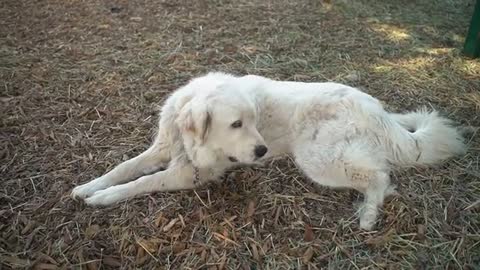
<box><xmin>464</xmin><ymin>0</ymin><xmax>480</xmax><ymax>58</ymax></box>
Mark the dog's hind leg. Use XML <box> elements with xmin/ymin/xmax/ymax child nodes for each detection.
<box><xmin>294</xmin><ymin>140</ymin><xmax>394</xmax><ymax>230</ymax></box>
<box><xmin>71</xmin><ymin>135</ymin><xmax>170</xmax><ymax>199</ymax></box>
<box><xmin>351</xmin><ymin>170</ymin><xmax>392</xmax><ymax>230</ymax></box>
<box><xmin>342</xmin><ymin>143</ymin><xmax>394</xmax><ymax>230</ymax></box>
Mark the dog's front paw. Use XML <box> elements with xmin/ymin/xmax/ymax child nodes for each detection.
<box><xmin>71</xmin><ymin>178</ymin><xmax>107</xmax><ymax>199</ymax></box>
<box><xmin>84</xmin><ymin>186</ymin><xmax>129</xmax><ymax>206</ymax></box>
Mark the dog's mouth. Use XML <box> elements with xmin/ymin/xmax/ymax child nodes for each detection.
<box><xmin>228</xmin><ymin>156</ymin><xmax>238</xmax><ymax>162</ymax></box>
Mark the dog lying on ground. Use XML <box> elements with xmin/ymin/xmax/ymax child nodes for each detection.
<box><xmin>71</xmin><ymin>72</ymin><xmax>466</xmax><ymax>230</ymax></box>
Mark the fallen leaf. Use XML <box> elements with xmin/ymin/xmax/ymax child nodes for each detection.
<box><xmin>172</xmin><ymin>242</ymin><xmax>186</xmax><ymax>254</ymax></box>
<box><xmin>135</xmin><ymin>254</ymin><xmax>149</xmax><ymax>266</ymax></box>
<box><xmin>21</xmin><ymin>220</ymin><xmax>36</xmax><ymax>234</ymax></box>
<box><xmin>250</xmin><ymin>243</ymin><xmax>260</xmax><ymax>261</ymax></box>
<box><xmin>33</xmin><ymin>263</ymin><xmax>57</xmax><ymax>270</ymax></box>
<box><xmin>129</xmin><ymin>17</ymin><xmax>142</xmax><ymax>22</ymax></box>
<box><xmin>85</xmin><ymin>225</ymin><xmax>100</xmax><ymax>238</ymax></box>
<box><xmin>417</xmin><ymin>224</ymin><xmax>426</xmax><ymax>240</ymax></box>
<box><xmin>261</xmin><ymin>241</ymin><xmax>270</xmax><ymax>254</ymax></box>
<box><xmin>218</xmin><ymin>253</ymin><xmax>227</xmax><ymax>270</ymax></box>
<box><xmin>241</xmin><ymin>46</ymin><xmax>260</xmax><ymax>54</ymax></box>
<box><xmin>1</xmin><ymin>256</ymin><xmax>30</xmax><ymax>267</ymax></box>
<box><xmin>154</xmin><ymin>213</ymin><xmax>167</xmax><ymax>227</ymax></box>
<box><xmin>103</xmin><ymin>256</ymin><xmax>122</xmax><ymax>267</ymax></box>
<box><xmin>223</xmin><ymin>44</ymin><xmax>237</xmax><ymax>54</ymax></box>
<box><xmin>163</xmin><ymin>218</ymin><xmax>178</xmax><ymax>232</ymax></box>
<box><xmin>446</xmin><ymin>203</ymin><xmax>458</xmax><ymax>223</ymax></box>
<box><xmin>365</xmin><ymin>228</ymin><xmax>396</xmax><ymax>246</ymax></box>
<box><xmin>274</xmin><ymin>206</ymin><xmax>282</xmax><ymax>225</ymax></box>
<box><xmin>294</xmin><ymin>74</ymin><xmax>311</xmax><ymax>81</ymax></box>
<box><xmin>137</xmin><ymin>238</ymin><xmax>158</xmax><ymax>253</ymax></box>
<box><xmin>63</xmin><ymin>230</ymin><xmax>73</xmax><ymax>245</ymax></box>
<box><xmin>344</xmin><ymin>71</ymin><xmax>361</xmax><ymax>82</ymax></box>
<box><xmin>0</xmin><ymin>97</ymin><xmax>14</xmax><ymax>102</ymax></box>
<box><xmin>36</xmin><ymin>253</ymin><xmax>58</xmax><ymax>265</ymax></box>
<box><xmin>136</xmin><ymin>246</ymin><xmax>145</xmax><ymax>263</ymax></box>
<box><xmin>302</xmin><ymin>247</ymin><xmax>314</xmax><ymax>264</ymax></box>
<box><xmin>222</xmin><ymin>228</ymin><xmax>229</xmax><ymax>238</ymax></box>
<box><xmin>86</xmin><ymin>261</ymin><xmax>98</xmax><ymax>270</ymax></box>
<box><xmin>200</xmin><ymin>249</ymin><xmax>207</xmax><ymax>261</ymax></box>
<box><xmin>246</xmin><ymin>200</ymin><xmax>255</xmax><ymax>219</ymax></box>
<box><xmin>304</xmin><ymin>224</ymin><xmax>315</xmax><ymax>242</ymax></box>
<box><xmin>97</xmin><ymin>24</ymin><xmax>110</xmax><ymax>29</ymax></box>
<box><xmin>178</xmin><ymin>214</ymin><xmax>186</xmax><ymax>228</ymax></box>
<box><xmin>197</xmin><ymin>208</ymin><xmax>206</xmax><ymax>221</ymax></box>
<box><xmin>317</xmin><ymin>251</ymin><xmax>335</xmax><ymax>261</ymax></box>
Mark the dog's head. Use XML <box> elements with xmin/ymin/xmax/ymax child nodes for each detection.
<box><xmin>176</xmin><ymin>87</ymin><xmax>267</xmax><ymax>168</ymax></box>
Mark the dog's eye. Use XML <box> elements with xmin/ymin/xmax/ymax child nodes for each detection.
<box><xmin>231</xmin><ymin>120</ymin><xmax>242</xmax><ymax>128</ymax></box>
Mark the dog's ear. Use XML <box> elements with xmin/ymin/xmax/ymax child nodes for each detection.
<box><xmin>176</xmin><ymin>98</ymin><xmax>211</xmax><ymax>144</ymax></box>
<box><xmin>199</xmin><ymin>109</ymin><xmax>211</xmax><ymax>142</ymax></box>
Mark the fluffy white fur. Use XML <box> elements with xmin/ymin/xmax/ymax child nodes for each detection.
<box><xmin>71</xmin><ymin>72</ymin><xmax>466</xmax><ymax>230</ymax></box>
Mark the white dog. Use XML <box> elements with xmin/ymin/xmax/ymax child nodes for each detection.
<box><xmin>71</xmin><ymin>72</ymin><xmax>466</xmax><ymax>230</ymax></box>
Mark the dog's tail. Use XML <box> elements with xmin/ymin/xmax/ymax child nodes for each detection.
<box><xmin>384</xmin><ymin>109</ymin><xmax>466</xmax><ymax>167</ymax></box>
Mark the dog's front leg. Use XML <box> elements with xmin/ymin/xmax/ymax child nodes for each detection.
<box><xmin>71</xmin><ymin>144</ymin><xmax>169</xmax><ymax>199</ymax></box>
<box><xmin>83</xmin><ymin>164</ymin><xmax>215</xmax><ymax>206</ymax></box>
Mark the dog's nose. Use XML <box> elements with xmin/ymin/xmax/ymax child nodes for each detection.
<box><xmin>254</xmin><ymin>145</ymin><xmax>268</xmax><ymax>158</ymax></box>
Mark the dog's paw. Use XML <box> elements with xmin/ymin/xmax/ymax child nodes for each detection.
<box><xmin>359</xmin><ymin>216</ymin><xmax>376</xmax><ymax>231</ymax></box>
<box><xmin>385</xmin><ymin>184</ymin><xmax>399</xmax><ymax>197</ymax></box>
<box><xmin>359</xmin><ymin>204</ymin><xmax>378</xmax><ymax>231</ymax></box>
<box><xmin>71</xmin><ymin>178</ymin><xmax>107</xmax><ymax>199</ymax></box>
<box><xmin>84</xmin><ymin>186</ymin><xmax>128</xmax><ymax>206</ymax></box>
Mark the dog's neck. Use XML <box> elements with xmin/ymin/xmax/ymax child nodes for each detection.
<box><xmin>250</xmin><ymin>86</ymin><xmax>298</xmax><ymax>157</ymax></box>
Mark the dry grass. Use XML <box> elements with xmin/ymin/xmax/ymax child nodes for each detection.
<box><xmin>1</xmin><ymin>0</ymin><xmax>479</xmax><ymax>269</ymax></box>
